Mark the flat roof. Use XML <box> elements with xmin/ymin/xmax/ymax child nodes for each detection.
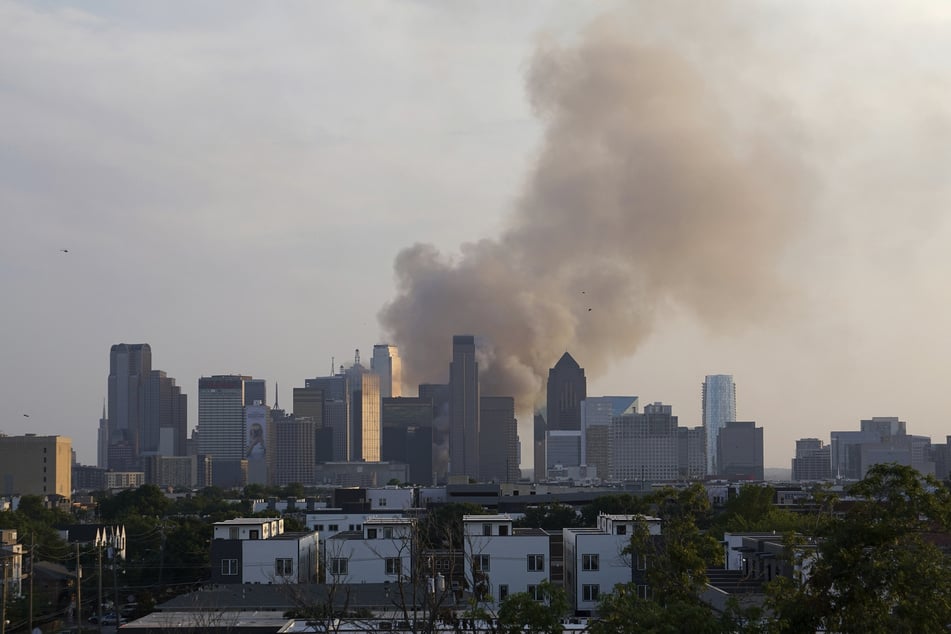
<box><xmin>214</xmin><ymin>518</ymin><xmax>278</xmax><ymax>526</ymax></box>
<box><xmin>462</xmin><ymin>514</ymin><xmax>511</xmax><ymax>522</ymax></box>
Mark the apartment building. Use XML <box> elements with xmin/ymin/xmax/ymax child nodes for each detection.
<box><xmin>462</xmin><ymin>514</ymin><xmax>553</xmax><ymax>608</ymax></box>
<box><xmin>563</xmin><ymin>514</ymin><xmax>661</xmax><ymax>615</ymax></box>
<box><xmin>210</xmin><ymin>518</ymin><xmax>319</xmax><ymax>585</ymax></box>
<box><xmin>325</xmin><ymin>516</ymin><xmax>416</xmax><ymax>584</ymax></box>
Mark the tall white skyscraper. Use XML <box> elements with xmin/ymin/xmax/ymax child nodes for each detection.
<box><xmin>702</xmin><ymin>374</ymin><xmax>736</xmax><ymax>475</ymax></box>
<box><xmin>198</xmin><ymin>374</ymin><xmax>249</xmax><ymax>461</ymax></box>
<box><xmin>371</xmin><ymin>344</ymin><xmax>402</xmax><ymax>398</ymax></box>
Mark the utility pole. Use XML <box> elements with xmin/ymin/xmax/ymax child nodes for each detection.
<box><xmin>2</xmin><ymin>556</ymin><xmax>9</xmax><ymax>634</ymax></box>
<box><xmin>28</xmin><ymin>533</ymin><xmax>34</xmax><ymax>634</ymax></box>
<box><xmin>97</xmin><ymin>544</ymin><xmax>103</xmax><ymax>633</ymax></box>
<box><xmin>76</xmin><ymin>542</ymin><xmax>82</xmax><ymax>628</ymax></box>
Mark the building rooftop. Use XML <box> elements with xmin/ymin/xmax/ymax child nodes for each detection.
<box><xmin>462</xmin><ymin>514</ymin><xmax>512</xmax><ymax>523</ymax></box>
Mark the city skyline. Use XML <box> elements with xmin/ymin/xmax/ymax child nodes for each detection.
<box><xmin>4</xmin><ymin>2</ymin><xmax>951</xmax><ymax>470</ymax></box>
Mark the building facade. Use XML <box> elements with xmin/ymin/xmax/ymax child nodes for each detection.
<box><xmin>449</xmin><ymin>336</ymin><xmax>479</xmax><ymax>480</ymax></box>
<box><xmin>703</xmin><ymin>375</ymin><xmax>737</xmax><ymax>476</ymax></box>
<box><xmin>611</xmin><ymin>403</ymin><xmax>679</xmax><ymax>483</ymax></box>
<box><xmin>717</xmin><ymin>421</ymin><xmax>764</xmax><ymax>480</ymax></box>
<box><xmin>0</xmin><ymin>434</ymin><xmax>71</xmax><ymax>498</ymax></box>
<box><xmin>479</xmin><ymin>396</ymin><xmax>520</xmax><ymax>483</ymax></box>
<box><xmin>546</xmin><ymin>353</ymin><xmax>587</xmax><ymax>432</ymax></box>
<box><xmin>210</xmin><ymin>518</ymin><xmax>319</xmax><ymax>585</ymax></box>
<box><xmin>371</xmin><ymin>344</ymin><xmax>403</xmax><ymax>398</ymax></box>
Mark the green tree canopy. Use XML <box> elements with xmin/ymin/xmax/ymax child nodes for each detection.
<box><xmin>768</xmin><ymin>463</ymin><xmax>951</xmax><ymax>634</ymax></box>
<box><xmin>497</xmin><ymin>580</ymin><xmax>569</xmax><ymax>634</ymax></box>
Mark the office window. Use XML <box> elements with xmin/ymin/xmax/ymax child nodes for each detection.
<box><xmin>221</xmin><ymin>559</ymin><xmax>238</xmax><ymax>576</ymax></box>
<box><xmin>385</xmin><ymin>558</ymin><xmax>402</xmax><ymax>576</ymax></box>
<box><xmin>330</xmin><ymin>558</ymin><xmax>348</xmax><ymax>575</ymax></box>
<box><xmin>582</xmin><ymin>584</ymin><xmax>600</xmax><ymax>602</ymax></box>
<box><xmin>275</xmin><ymin>558</ymin><xmax>293</xmax><ymax>576</ymax></box>
<box><xmin>498</xmin><ymin>584</ymin><xmax>509</xmax><ymax>602</ymax></box>
<box><xmin>527</xmin><ymin>554</ymin><xmax>544</xmax><ymax>572</ymax></box>
<box><xmin>473</xmin><ymin>555</ymin><xmax>490</xmax><ymax>572</ymax></box>
<box><xmin>582</xmin><ymin>554</ymin><xmax>599</xmax><ymax>571</ymax></box>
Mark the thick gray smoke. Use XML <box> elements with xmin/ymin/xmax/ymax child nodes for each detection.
<box><xmin>379</xmin><ymin>10</ymin><xmax>808</xmax><ymax>408</ymax></box>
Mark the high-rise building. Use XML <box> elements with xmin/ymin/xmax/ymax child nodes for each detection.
<box><xmin>479</xmin><ymin>396</ymin><xmax>520</xmax><ymax>483</ymax></box>
<box><xmin>372</xmin><ymin>344</ymin><xmax>403</xmax><ymax>398</ymax></box>
<box><xmin>0</xmin><ymin>434</ymin><xmax>72</xmax><ymax>498</ymax></box>
<box><xmin>107</xmin><ymin>343</ymin><xmax>152</xmax><ymax>470</ymax></box>
<box><xmin>346</xmin><ymin>355</ymin><xmax>381</xmax><ymax>462</ymax></box>
<box><xmin>142</xmin><ymin>370</ymin><xmax>187</xmax><ymax>457</ymax></box>
<box><xmin>273</xmin><ymin>416</ymin><xmax>316</xmax><ymax>486</ymax></box>
<box><xmin>306</xmin><ymin>374</ymin><xmax>350</xmax><ymax>462</ymax></box>
<box><xmin>97</xmin><ymin>402</ymin><xmax>108</xmax><ymax>469</ymax></box>
<box><xmin>546</xmin><ymin>352</ymin><xmax>586</xmax><ymax>431</ymax></box>
<box><xmin>611</xmin><ymin>402</ymin><xmax>679</xmax><ymax>482</ymax></box>
<box><xmin>792</xmin><ymin>438</ymin><xmax>832</xmax><ymax>481</ymax></box>
<box><xmin>244</xmin><ymin>402</ymin><xmax>271</xmax><ymax>485</ymax></box>
<box><xmin>581</xmin><ymin>396</ymin><xmax>638</xmax><ymax>484</ymax></box>
<box><xmin>244</xmin><ymin>379</ymin><xmax>267</xmax><ymax>407</ymax></box>
<box><xmin>533</xmin><ymin>413</ymin><xmax>547</xmax><ymax>483</ymax></box>
<box><xmin>381</xmin><ymin>396</ymin><xmax>434</xmax><ymax>485</ymax></box>
<box><xmin>702</xmin><ymin>374</ymin><xmax>736</xmax><ymax>475</ymax></box>
<box><xmin>419</xmin><ymin>383</ymin><xmax>450</xmax><ymax>481</ymax></box>
<box><xmin>831</xmin><ymin>418</ymin><xmax>933</xmax><ymax>479</ymax></box>
<box><xmin>449</xmin><ymin>336</ymin><xmax>479</xmax><ymax>479</ymax></box>
<box><xmin>198</xmin><ymin>374</ymin><xmax>251</xmax><ymax>486</ymax></box>
<box><xmin>677</xmin><ymin>426</ymin><xmax>706</xmax><ymax>480</ymax></box>
<box><xmin>716</xmin><ymin>421</ymin><xmax>764</xmax><ymax>480</ymax></box>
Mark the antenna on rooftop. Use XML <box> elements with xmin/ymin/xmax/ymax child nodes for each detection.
<box><xmin>331</xmin><ymin>357</ymin><xmax>335</xmax><ymax>375</ymax></box>
<box><xmin>354</xmin><ymin>348</ymin><xmax>360</xmax><ymax>366</ymax></box>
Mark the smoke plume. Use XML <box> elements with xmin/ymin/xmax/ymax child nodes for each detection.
<box><xmin>379</xmin><ymin>8</ymin><xmax>809</xmax><ymax>408</ymax></box>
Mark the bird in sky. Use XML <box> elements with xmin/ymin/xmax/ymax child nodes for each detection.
<box><xmin>22</xmin><ymin>414</ymin><xmax>30</xmax><ymax>417</ymax></box>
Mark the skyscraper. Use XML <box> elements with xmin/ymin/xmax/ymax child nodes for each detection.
<box><xmin>198</xmin><ymin>375</ymin><xmax>251</xmax><ymax>486</ymax></box>
<box><xmin>449</xmin><ymin>335</ymin><xmax>479</xmax><ymax>479</ymax></box>
<box><xmin>107</xmin><ymin>343</ymin><xmax>152</xmax><ymax>470</ymax></box>
<box><xmin>382</xmin><ymin>396</ymin><xmax>434</xmax><ymax>485</ymax></box>
<box><xmin>702</xmin><ymin>374</ymin><xmax>736</xmax><ymax>475</ymax></box>
<box><xmin>612</xmin><ymin>402</ymin><xmax>679</xmax><ymax>482</ymax></box>
<box><xmin>716</xmin><ymin>421</ymin><xmax>764</xmax><ymax>480</ymax></box>
<box><xmin>372</xmin><ymin>344</ymin><xmax>402</xmax><ymax>398</ymax></box>
<box><xmin>546</xmin><ymin>352</ymin><xmax>586</xmax><ymax>431</ymax></box>
<box><xmin>142</xmin><ymin>370</ymin><xmax>187</xmax><ymax>457</ymax></box>
<box><xmin>345</xmin><ymin>353</ymin><xmax>381</xmax><ymax>462</ymax></box>
<box><xmin>479</xmin><ymin>396</ymin><xmax>520</xmax><ymax>483</ymax></box>
<box><xmin>581</xmin><ymin>396</ymin><xmax>638</xmax><ymax>483</ymax></box>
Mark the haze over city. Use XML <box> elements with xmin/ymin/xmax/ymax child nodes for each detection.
<box><xmin>3</xmin><ymin>1</ymin><xmax>951</xmax><ymax>470</ymax></box>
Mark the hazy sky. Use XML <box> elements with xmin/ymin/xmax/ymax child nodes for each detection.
<box><xmin>3</xmin><ymin>1</ymin><xmax>951</xmax><ymax>470</ymax></box>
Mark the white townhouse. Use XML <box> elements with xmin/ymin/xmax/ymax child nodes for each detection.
<box><xmin>210</xmin><ymin>518</ymin><xmax>319</xmax><ymax>585</ymax></box>
<box><xmin>325</xmin><ymin>516</ymin><xmax>416</xmax><ymax>584</ymax></box>
<box><xmin>462</xmin><ymin>514</ymin><xmax>553</xmax><ymax>608</ymax></box>
<box><xmin>563</xmin><ymin>514</ymin><xmax>661</xmax><ymax>615</ymax></box>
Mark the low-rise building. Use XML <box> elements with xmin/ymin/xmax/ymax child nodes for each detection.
<box><xmin>210</xmin><ymin>518</ymin><xmax>319</xmax><ymax>585</ymax></box>
<box><xmin>563</xmin><ymin>514</ymin><xmax>660</xmax><ymax>615</ymax></box>
<box><xmin>462</xmin><ymin>514</ymin><xmax>552</xmax><ymax>608</ymax></box>
<box><xmin>325</xmin><ymin>516</ymin><xmax>415</xmax><ymax>584</ymax></box>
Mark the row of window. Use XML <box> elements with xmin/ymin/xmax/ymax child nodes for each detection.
<box><xmin>469</xmin><ymin>553</ymin><xmax>603</xmax><ymax>573</ymax></box>
<box><xmin>313</xmin><ymin>524</ymin><xmax>362</xmax><ymax>532</ymax></box>
<box><xmin>495</xmin><ymin>584</ymin><xmax>599</xmax><ymax>603</ymax></box>
<box><xmin>329</xmin><ymin>558</ymin><xmax>402</xmax><ymax>576</ymax></box>
<box><xmin>220</xmin><ymin>558</ymin><xmax>295</xmax><ymax>577</ymax></box>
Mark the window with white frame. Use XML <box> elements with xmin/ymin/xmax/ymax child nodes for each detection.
<box><xmin>367</xmin><ymin>528</ymin><xmax>378</xmax><ymax>539</ymax></box>
<box><xmin>473</xmin><ymin>554</ymin><xmax>490</xmax><ymax>572</ymax></box>
<box><xmin>528</xmin><ymin>584</ymin><xmax>543</xmax><ymax>601</ymax></box>
<box><xmin>385</xmin><ymin>558</ymin><xmax>402</xmax><ymax>576</ymax></box>
<box><xmin>582</xmin><ymin>553</ymin><xmax>599</xmax><ymax>571</ymax></box>
<box><xmin>221</xmin><ymin>559</ymin><xmax>238</xmax><ymax>576</ymax></box>
<box><xmin>527</xmin><ymin>554</ymin><xmax>544</xmax><ymax>572</ymax></box>
<box><xmin>637</xmin><ymin>584</ymin><xmax>650</xmax><ymax>599</ymax></box>
<box><xmin>616</xmin><ymin>524</ymin><xmax>627</xmax><ymax>535</ymax></box>
<box><xmin>384</xmin><ymin>527</ymin><xmax>393</xmax><ymax>539</ymax></box>
<box><xmin>275</xmin><ymin>558</ymin><xmax>293</xmax><ymax>576</ymax></box>
<box><xmin>330</xmin><ymin>558</ymin><xmax>348</xmax><ymax>575</ymax></box>
<box><xmin>582</xmin><ymin>584</ymin><xmax>600</xmax><ymax>602</ymax></box>
<box><xmin>498</xmin><ymin>584</ymin><xmax>509</xmax><ymax>602</ymax></box>
<box><xmin>482</xmin><ymin>523</ymin><xmax>492</xmax><ymax>536</ymax></box>
<box><xmin>636</xmin><ymin>553</ymin><xmax>648</xmax><ymax>570</ymax></box>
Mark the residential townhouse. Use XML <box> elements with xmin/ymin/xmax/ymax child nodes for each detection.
<box><xmin>210</xmin><ymin>518</ymin><xmax>319</xmax><ymax>585</ymax></box>
<box><xmin>326</xmin><ymin>516</ymin><xmax>416</xmax><ymax>584</ymax></box>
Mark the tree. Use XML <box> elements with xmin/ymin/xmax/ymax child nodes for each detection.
<box><xmin>768</xmin><ymin>463</ymin><xmax>951</xmax><ymax>634</ymax></box>
<box><xmin>595</xmin><ymin>484</ymin><xmax>725</xmax><ymax>633</ymax></box>
<box><xmin>497</xmin><ymin>580</ymin><xmax>569</xmax><ymax>634</ymax></box>
<box><xmin>514</xmin><ymin>504</ymin><xmax>580</xmax><ymax>531</ymax></box>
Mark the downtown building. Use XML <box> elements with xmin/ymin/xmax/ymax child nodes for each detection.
<box><xmin>611</xmin><ymin>402</ymin><xmax>680</xmax><ymax>482</ymax></box>
<box><xmin>0</xmin><ymin>434</ymin><xmax>72</xmax><ymax>498</ymax></box>
<box><xmin>198</xmin><ymin>374</ymin><xmax>254</xmax><ymax>488</ymax></box>
<box><xmin>449</xmin><ymin>336</ymin><xmax>480</xmax><ymax>480</ymax></box>
<box><xmin>703</xmin><ymin>374</ymin><xmax>736</xmax><ymax>476</ymax></box>
<box><xmin>371</xmin><ymin>344</ymin><xmax>402</xmax><ymax>398</ymax></box>
<box><xmin>381</xmin><ymin>396</ymin><xmax>434</xmax><ymax>485</ymax></box>
<box><xmin>104</xmin><ymin>343</ymin><xmax>187</xmax><ymax>471</ymax></box>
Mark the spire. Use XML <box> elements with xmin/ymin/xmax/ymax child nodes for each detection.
<box><xmin>101</xmin><ymin>398</ymin><xmax>106</xmax><ymax>420</ymax></box>
<box><xmin>274</xmin><ymin>382</ymin><xmax>279</xmax><ymax>410</ymax></box>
